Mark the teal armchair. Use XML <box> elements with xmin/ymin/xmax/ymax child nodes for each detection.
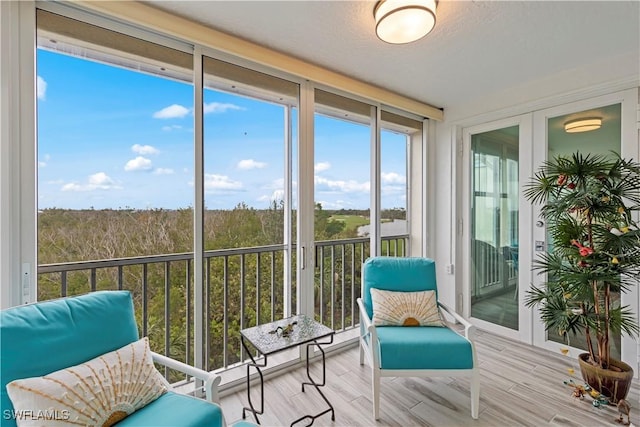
<box><xmin>1</xmin><ymin>291</ymin><xmax>225</xmax><ymax>427</ymax></box>
<box><xmin>357</xmin><ymin>257</ymin><xmax>480</xmax><ymax>420</ymax></box>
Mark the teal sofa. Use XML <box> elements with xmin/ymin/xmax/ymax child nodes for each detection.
<box><xmin>1</xmin><ymin>291</ymin><xmax>225</xmax><ymax>427</ymax></box>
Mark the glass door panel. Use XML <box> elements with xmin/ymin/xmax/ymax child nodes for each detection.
<box><xmin>544</xmin><ymin>104</ymin><xmax>622</xmax><ymax>359</ymax></box>
<box><xmin>202</xmin><ymin>56</ymin><xmax>299</xmax><ymax>369</ymax></box>
<box><xmin>313</xmin><ymin>89</ymin><xmax>371</xmax><ymax>331</ymax></box>
<box><xmin>470</xmin><ymin>126</ymin><xmax>519</xmax><ymax>330</ymax></box>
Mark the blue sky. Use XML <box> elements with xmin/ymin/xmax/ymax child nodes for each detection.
<box><xmin>37</xmin><ymin>49</ymin><xmax>407</xmax><ymax>211</ymax></box>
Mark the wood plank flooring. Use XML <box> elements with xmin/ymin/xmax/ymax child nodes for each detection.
<box><xmin>220</xmin><ymin>329</ymin><xmax>639</xmax><ymax>427</ymax></box>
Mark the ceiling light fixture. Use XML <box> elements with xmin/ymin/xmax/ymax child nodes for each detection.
<box><xmin>564</xmin><ymin>117</ymin><xmax>602</xmax><ymax>133</ymax></box>
<box><xmin>374</xmin><ymin>0</ymin><xmax>437</xmax><ymax>44</ymax></box>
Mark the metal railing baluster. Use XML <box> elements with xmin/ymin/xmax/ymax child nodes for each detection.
<box><xmin>240</xmin><ymin>253</ymin><xmax>245</xmax><ymax>361</ymax></box>
<box><xmin>142</xmin><ymin>263</ymin><xmax>148</xmax><ymax>337</ymax></box>
<box><xmin>350</xmin><ymin>243</ymin><xmax>355</xmax><ymax>328</ymax></box>
<box><xmin>256</xmin><ymin>253</ymin><xmax>261</xmax><ymax>325</ymax></box>
<box><xmin>61</xmin><ymin>271</ymin><xmax>67</xmax><ymax>297</ymax></box>
<box><xmin>270</xmin><ymin>251</ymin><xmax>275</xmax><ymax>322</ymax></box>
<box><xmin>117</xmin><ymin>266</ymin><xmax>123</xmax><ymax>290</ymax></box>
<box><xmin>164</xmin><ymin>261</ymin><xmax>170</xmax><ymax>378</ymax></box>
<box><xmin>330</xmin><ymin>245</ymin><xmax>335</xmax><ymax>331</ymax></box>
<box><xmin>223</xmin><ymin>256</ymin><xmax>229</xmax><ymax>369</ymax></box>
<box><xmin>37</xmin><ymin>236</ymin><xmax>411</xmax><ymax>373</ymax></box>
<box><xmin>186</xmin><ymin>259</ymin><xmax>191</xmax><ymax>371</ymax></box>
<box><xmin>341</xmin><ymin>245</ymin><xmax>345</xmax><ymax>331</ymax></box>
<box><xmin>319</xmin><ymin>246</ymin><xmax>324</xmax><ymax>324</ymax></box>
<box><xmin>205</xmin><ymin>257</ymin><xmax>211</xmax><ymax>371</ymax></box>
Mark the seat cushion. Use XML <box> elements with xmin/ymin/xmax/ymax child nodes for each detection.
<box><xmin>376</xmin><ymin>326</ymin><xmax>473</xmax><ymax>370</ymax></box>
<box><xmin>115</xmin><ymin>392</ymin><xmax>224</xmax><ymax>427</ymax></box>
<box><xmin>1</xmin><ymin>291</ymin><xmax>139</xmax><ymax>427</ymax></box>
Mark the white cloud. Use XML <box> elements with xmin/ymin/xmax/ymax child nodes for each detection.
<box><xmin>204</xmin><ymin>174</ymin><xmax>243</xmax><ymax>193</ymax></box>
<box><xmin>153</xmin><ymin>104</ymin><xmax>190</xmax><ymax>119</ymax></box>
<box><xmin>124</xmin><ymin>156</ymin><xmax>153</xmax><ymax>172</ymax></box>
<box><xmin>154</xmin><ymin>168</ymin><xmax>175</xmax><ymax>175</ymax></box>
<box><xmin>315</xmin><ymin>176</ymin><xmax>370</xmax><ymax>193</ymax></box>
<box><xmin>131</xmin><ymin>144</ymin><xmax>159</xmax><ymax>155</ymax></box>
<box><xmin>314</xmin><ymin>162</ymin><xmax>331</xmax><ymax>173</ymax></box>
<box><xmin>263</xmin><ymin>178</ymin><xmax>284</xmax><ymax>190</ymax></box>
<box><xmin>203</xmin><ymin>102</ymin><xmax>244</xmax><ymax>114</ymax></box>
<box><xmin>38</xmin><ymin>154</ymin><xmax>51</xmax><ymax>167</ymax></box>
<box><xmin>61</xmin><ymin>172</ymin><xmax>121</xmax><ymax>192</ymax></box>
<box><xmin>382</xmin><ymin>185</ymin><xmax>406</xmax><ymax>195</ymax></box>
<box><xmin>37</xmin><ymin>76</ymin><xmax>47</xmax><ymax>100</ymax></box>
<box><xmin>237</xmin><ymin>159</ymin><xmax>267</xmax><ymax>170</ymax></box>
<box><xmin>258</xmin><ymin>189</ymin><xmax>284</xmax><ymax>203</ymax></box>
<box><xmin>272</xmin><ymin>189</ymin><xmax>285</xmax><ymax>202</ymax></box>
<box><xmin>39</xmin><ymin>154</ymin><xmax>50</xmax><ymax>168</ymax></box>
<box><xmin>89</xmin><ymin>172</ymin><xmax>114</xmax><ymax>186</ymax></box>
<box><xmin>381</xmin><ymin>172</ymin><xmax>406</xmax><ymax>184</ymax></box>
<box><xmin>161</xmin><ymin>125</ymin><xmax>183</xmax><ymax>132</ymax></box>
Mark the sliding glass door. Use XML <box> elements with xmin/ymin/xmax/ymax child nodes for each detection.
<box><xmin>469</xmin><ymin>126</ymin><xmax>519</xmax><ymax>330</ymax></box>
<box><xmin>463</xmin><ymin>115</ymin><xmax>532</xmax><ymax>341</ymax></box>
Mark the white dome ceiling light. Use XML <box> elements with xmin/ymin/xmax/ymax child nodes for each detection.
<box><xmin>374</xmin><ymin>0</ymin><xmax>437</xmax><ymax>44</ymax></box>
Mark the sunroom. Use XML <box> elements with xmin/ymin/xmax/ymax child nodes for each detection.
<box><xmin>1</xmin><ymin>1</ymin><xmax>639</xmax><ymax>426</ymax></box>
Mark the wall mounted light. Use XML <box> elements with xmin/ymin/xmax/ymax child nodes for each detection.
<box><xmin>374</xmin><ymin>0</ymin><xmax>437</xmax><ymax>44</ymax></box>
<box><xmin>564</xmin><ymin>118</ymin><xmax>602</xmax><ymax>133</ymax></box>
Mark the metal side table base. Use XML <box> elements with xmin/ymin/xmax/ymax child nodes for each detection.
<box><xmin>241</xmin><ymin>337</ymin><xmax>266</xmax><ymax>425</ymax></box>
<box><xmin>289</xmin><ymin>338</ymin><xmax>335</xmax><ymax>427</ymax></box>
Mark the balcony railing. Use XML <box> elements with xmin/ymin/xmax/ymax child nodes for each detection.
<box><xmin>37</xmin><ymin>234</ymin><xmax>408</xmax><ymax>380</ymax></box>
<box><xmin>471</xmin><ymin>241</ymin><xmax>518</xmax><ymax>301</ymax></box>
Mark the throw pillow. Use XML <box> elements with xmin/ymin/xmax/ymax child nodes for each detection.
<box><xmin>6</xmin><ymin>337</ymin><xmax>168</xmax><ymax>427</ymax></box>
<box><xmin>370</xmin><ymin>288</ymin><xmax>444</xmax><ymax>326</ymax></box>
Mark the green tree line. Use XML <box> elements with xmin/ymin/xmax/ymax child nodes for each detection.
<box><xmin>37</xmin><ymin>203</ymin><xmax>405</xmax><ymax>377</ymax></box>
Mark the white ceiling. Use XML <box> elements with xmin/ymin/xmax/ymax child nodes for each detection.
<box><xmin>143</xmin><ymin>1</ymin><xmax>639</xmax><ymax>114</ymax></box>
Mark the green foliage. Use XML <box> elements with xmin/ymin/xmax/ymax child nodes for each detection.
<box><xmin>524</xmin><ymin>152</ymin><xmax>640</xmax><ymax>370</ymax></box>
<box><xmin>37</xmin><ymin>202</ymin><xmax>376</xmax><ymax>378</ymax></box>
<box><xmin>328</xmin><ymin>214</ymin><xmax>368</xmax><ymax>231</ymax></box>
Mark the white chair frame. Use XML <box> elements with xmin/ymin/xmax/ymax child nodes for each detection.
<box><xmin>357</xmin><ymin>298</ymin><xmax>480</xmax><ymax>420</ymax></box>
<box><xmin>151</xmin><ymin>352</ymin><xmax>223</xmax><ymax>405</ymax></box>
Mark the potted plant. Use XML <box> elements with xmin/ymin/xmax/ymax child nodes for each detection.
<box><xmin>524</xmin><ymin>152</ymin><xmax>640</xmax><ymax>403</ymax></box>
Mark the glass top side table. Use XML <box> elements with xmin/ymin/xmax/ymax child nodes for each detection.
<box><xmin>240</xmin><ymin>314</ymin><xmax>335</xmax><ymax>426</ymax></box>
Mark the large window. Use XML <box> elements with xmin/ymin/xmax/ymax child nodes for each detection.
<box><xmin>30</xmin><ymin>5</ymin><xmax>426</xmax><ymax>378</ymax></box>
<box><xmin>36</xmin><ymin>10</ymin><xmax>196</xmax><ymax>373</ymax></box>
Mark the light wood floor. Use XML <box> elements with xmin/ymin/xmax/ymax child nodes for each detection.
<box><xmin>220</xmin><ymin>329</ymin><xmax>639</xmax><ymax>427</ymax></box>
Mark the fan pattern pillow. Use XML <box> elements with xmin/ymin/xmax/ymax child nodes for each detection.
<box><xmin>370</xmin><ymin>288</ymin><xmax>444</xmax><ymax>326</ymax></box>
<box><xmin>6</xmin><ymin>337</ymin><xmax>168</xmax><ymax>427</ymax></box>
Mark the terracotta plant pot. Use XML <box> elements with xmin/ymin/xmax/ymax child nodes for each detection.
<box><xmin>578</xmin><ymin>352</ymin><xmax>634</xmax><ymax>404</ymax></box>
